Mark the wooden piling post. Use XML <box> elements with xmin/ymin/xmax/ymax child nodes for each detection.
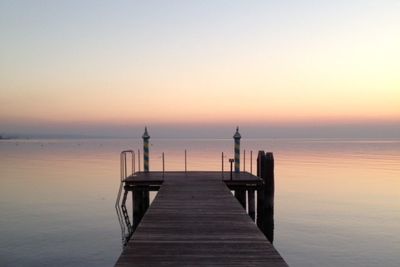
<box><xmin>132</xmin><ymin>186</ymin><xmax>149</xmax><ymax>232</ymax></box>
<box><xmin>248</xmin><ymin>189</ymin><xmax>255</xmax><ymax>221</ymax></box>
<box><xmin>256</xmin><ymin>150</ymin><xmax>274</xmax><ymax>243</ymax></box>
<box><xmin>264</xmin><ymin>152</ymin><xmax>274</xmax><ymax>243</ymax></box>
<box><xmin>235</xmin><ymin>189</ymin><xmax>246</xmax><ymax>209</ymax></box>
<box><xmin>256</xmin><ymin>151</ymin><xmax>265</xmax><ymax>231</ymax></box>
<box><xmin>257</xmin><ymin>183</ymin><xmax>265</xmax><ymax>231</ymax></box>
<box><xmin>142</xmin><ymin>186</ymin><xmax>150</xmax><ymax>213</ymax></box>
<box><xmin>132</xmin><ymin>188</ymin><xmax>143</xmax><ymax>231</ymax></box>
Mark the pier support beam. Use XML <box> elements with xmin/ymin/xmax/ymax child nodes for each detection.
<box><xmin>235</xmin><ymin>189</ymin><xmax>246</xmax><ymax>209</ymax></box>
<box><xmin>142</xmin><ymin>187</ymin><xmax>150</xmax><ymax>212</ymax></box>
<box><xmin>248</xmin><ymin>189</ymin><xmax>255</xmax><ymax>221</ymax></box>
<box><xmin>132</xmin><ymin>186</ymin><xmax>150</xmax><ymax>231</ymax></box>
<box><xmin>132</xmin><ymin>189</ymin><xmax>143</xmax><ymax>231</ymax></box>
<box><xmin>256</xmin><ymin>151</ymin><xmax>275</xmax><ymax>243</ymax></box>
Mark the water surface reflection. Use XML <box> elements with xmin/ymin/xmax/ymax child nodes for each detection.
<box><xmin>0</xmin><ymin>138</ymin><xmax>399</xmax><ymax>266</ymax></box>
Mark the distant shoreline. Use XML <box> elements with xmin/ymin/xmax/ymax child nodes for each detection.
<box><xmin>0</xmin><ymin>135</ymin><xmax>13</xmax><ymax>140</ymax></box>
<box><xmin>1</xmin><ymin>136</ymin><xmax>399</xmax><ymax>141</ymax></box>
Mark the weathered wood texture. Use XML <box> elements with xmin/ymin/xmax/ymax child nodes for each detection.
<box><xmin>116</xmin><ymin>172</ymin><xmax>287</xmax><ymax>266</ymax></box>
<box><xmin>257</xmin><ymin>152</ymin><xmax>275</xmax><ymax>243</ymax></box>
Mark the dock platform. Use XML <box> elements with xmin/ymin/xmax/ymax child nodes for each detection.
<box><xmin>115</xmin><ymin>171</ymin><xmax>287</xmax><ymax>266</ymax></box>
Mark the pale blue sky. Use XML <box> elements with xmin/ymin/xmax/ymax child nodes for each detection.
<box><xmin>1</xmin><ymin>1</ymin><xmax>399</xmax><ymax>138</ymax></box>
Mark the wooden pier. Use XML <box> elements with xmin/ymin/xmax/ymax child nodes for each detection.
<box><xmin>115</xmin><ymin>128</ymin><xmax>286</xmax><ymax>266</ymax></box>
<box><xmin>115</xmin><ymin>167</ymin><xmax>287</xmax><ymax>265</ymax></box>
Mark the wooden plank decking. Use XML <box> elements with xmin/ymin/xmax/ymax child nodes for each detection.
<box><xmin>116</xmin><ymin>172</ymin><xmax>287</xmax><ymax>266</ymax></box>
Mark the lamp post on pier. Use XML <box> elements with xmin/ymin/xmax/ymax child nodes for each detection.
<box><xmin>233</xmin><ymin>126</ymin><xmax>241</xmax><ymax>173</ymax></box>
<box><xmin>142</xmin><ymin>127</ymin><xmax>150</xmax><ymax>172</ymax></box>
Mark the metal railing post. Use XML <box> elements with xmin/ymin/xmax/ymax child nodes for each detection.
<box><xmin>162</xmin><ymin>152</ymin><xmax>165</xmax><ymax>175</ymax></box>
<box><xmin>184</xmin><ymin>149</ymin><xmax>187</xmax><ymax>172</ymax></box>
<box><xmin>138</xmin><ymin>149</ymin><xmax>141</xmax><ymax>172</ymax></box>
<box><xmin>229</xmin><ymin>158</ymin><xmax>234</xmax><ymax>180</ymax></box>
<box><xmin>243</xmin><ymin>149</ymin><xmax>246</xmax><ymax>172</ymax></box>
<box><xmin>250</xmin><ymin>150</ymin><xmax>253</xmax><ymax>174</ymax></box>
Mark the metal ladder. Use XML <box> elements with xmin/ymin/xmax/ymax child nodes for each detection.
<box><xmin>115</xmin><ymin>150</ymin><xmax>135</xmax><ymax>246</ymax></box>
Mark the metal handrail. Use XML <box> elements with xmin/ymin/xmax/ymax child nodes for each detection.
<box><xmin>115</xmin><ymin>150</ymin><xmax>135</xmax><ymax>246</ymax></box>
<box><xmin>120</xmin><ymin>150</ymin><xmax>134</xmax><ymax>180</ymax></box>
<box><xmin>221</xmin><ymin>149</ymin><xmax>253</xmax><ymax>175</ymax></box>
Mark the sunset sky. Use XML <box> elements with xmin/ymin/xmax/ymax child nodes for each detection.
<box><xmin>1</xmin><ymin>1</ymin><xmax>399</xmax><ymax>137</ymax></box>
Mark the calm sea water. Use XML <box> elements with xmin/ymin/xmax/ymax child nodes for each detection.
<box><xmin>0</xmin><ymin>138</ymin><xmax>399</xmax><ymax>266</ymax></box>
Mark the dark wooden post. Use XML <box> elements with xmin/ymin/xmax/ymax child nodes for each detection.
<box><xmin>257</xmin><ymin>151</ymin><xmax>266</xmax><ymax>178</ymax></box>
<box><xmin>248</xmin><ymin>189</ymin><xmax>255</xmax><ymax>221</ymax></box>
<box><xmin>256</xmin><ymin>151</ymin><xmax>265</xmax><ymax>231</ymax></box>
<box><xmin>264</xmin><ymin>152</ymin><xmax>274</xmax><ymax>243</ymax></box>
<box><xmin>235</xmin><ymin>190</ymin><xmax>246</xmax><ymax>209</ymax></box>
<box><xmin>256</xmin><ymin>150</ymin><xmax>274</xmax><ymax>244</ymax></box>
<box><xmin>132</xmin><ymin>188</ymin><xmax>143</xmax><ymax>231</ymax></box>
<box><xmin>133</xmin><ymin>186</ymin><xmax>151</xmax><ymax>231</ymax></box>
<box><xmin>142</xmin><ymin>186</ymin><xmax>150</xmax><ymax>213</ymax></box>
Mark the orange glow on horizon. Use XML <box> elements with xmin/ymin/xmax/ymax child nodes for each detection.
<box><xmin>1</xmin><ymin>1</ymin><xmax>399</xmax><ymax>133</ymax></box>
